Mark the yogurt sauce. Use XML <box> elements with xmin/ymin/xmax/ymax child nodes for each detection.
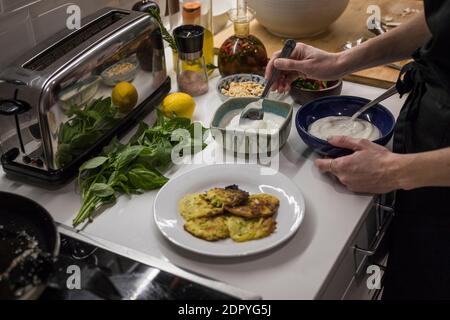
<box><xmin>308</xmin><ymin>116</ymin><xmax>381</xmax><ymax>141</ymax></box>
<box><xmin>227</xmin><ymin>112</ymin><xmax>285</xmax><ymax>131</ymax></box>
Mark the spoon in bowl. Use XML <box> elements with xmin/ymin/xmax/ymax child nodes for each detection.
<box><xmin>350</xmin><ymin>84</ymin><xmax>398</xmax><ymax>121</ymax></box>
<box><xmin>239</xmin><ymin>39</ymin><xmax>297</xmax><ymax>122</ymax></box>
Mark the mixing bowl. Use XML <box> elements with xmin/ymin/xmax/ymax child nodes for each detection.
<box><xmin>248</xmin><ymin>0</ymin><xmax>349</xmax><ymax>38</ymax></box>
<box><xmin>295</xmin><ymin>96</ymin><xmax>396</xmax><ymax>157</ymax></box>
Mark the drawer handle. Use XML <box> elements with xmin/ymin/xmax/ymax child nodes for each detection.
<box><xmin>353</xmin><ymin>202</ymin><xmax>394</xmax><ymax>275</ymax></box>
<box><xmin>354</xmin><ymin>205</ymin><xmax>394</xmax><ymax>256</ymax></box>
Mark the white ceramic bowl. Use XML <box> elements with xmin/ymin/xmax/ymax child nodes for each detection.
<box><xmin>248</xmin><ymin>0</ymin><xmax>349</xmax><ymax>38</ymax></box>
<box><xmin>213</xmin><ymin>0</ymin><xmax>233</xmax><ymax>34</ymax></box>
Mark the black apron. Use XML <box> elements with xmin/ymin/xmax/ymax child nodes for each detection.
<box><xmin>382</xmin><ymin>1</ymin><xmax>450</xmax><ymax>300</ymax></box>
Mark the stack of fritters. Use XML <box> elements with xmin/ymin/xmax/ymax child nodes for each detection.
<box><xmin>179</xmin><ymin>185</ymin><xmax>279</xmax><ymax>242</ymax></box>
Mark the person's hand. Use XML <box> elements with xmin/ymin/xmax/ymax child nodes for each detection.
<box><xmin>315</xmin><ymin>136</ymin><xmax>403</xmax><ymax>194</ymax></box>
<box><xmin>265</xmin><ymin>42</ymin><xmax>346</xmax><ymax>93</ymax></box>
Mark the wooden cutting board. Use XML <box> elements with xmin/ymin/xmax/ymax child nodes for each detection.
<box><xmin>214</xmin><ymin>0</ymin><xmax>423</xmax><ymax>89</ymax></box>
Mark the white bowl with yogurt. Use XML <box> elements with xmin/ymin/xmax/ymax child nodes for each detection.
<box><xmin>211</xmin><ymin>97</ymin><xmax>293</xmax><ymax>155</ymax></box>
<box><xmin>308</xmin><ymin>116</ymin><xmax>381</xmax><ymax>141</ymax></box>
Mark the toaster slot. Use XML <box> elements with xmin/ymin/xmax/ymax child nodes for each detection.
<box><xmin>23</xmin><ymin>11</ymin><xmax>129</xmax><ymax>72</ymax></box>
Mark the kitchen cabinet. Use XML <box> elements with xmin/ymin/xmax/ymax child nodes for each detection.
<box><xmin>319</xmin><ymin>197</ymin><xmax>393</xmax><ymax>299</ymax></box>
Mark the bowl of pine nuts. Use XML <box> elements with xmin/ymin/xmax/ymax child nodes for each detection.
<box><xmin>217</xmin><ymin>74</ymin><xmax>267</xmax><ymax>102</ymax></box>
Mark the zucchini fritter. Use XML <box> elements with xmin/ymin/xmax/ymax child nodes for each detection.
<box><xmin>184</xmin><ymin>216</ymin><xmax>230</xmax><ymax>241</ymax></box>
<box><xmin>204</xmin><ymin>186</ymin><xmax>249</xmax><ymax>208</ymax></box>
<box><xmin>225</xmin><ymin>194</ymin><xmax>280</xmax><ymax>218</ymax></box>
<box><xmin>226</xmin><ymin>216</ymin><xmax>277</xmax><ymax>242</ymax></box>
<box><xmin>179</xmin><ymin>193</ymin><xmax>223</xmax><ymax>221</ymax></box>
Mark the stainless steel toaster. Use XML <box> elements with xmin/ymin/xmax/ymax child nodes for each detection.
<box><xmin>0</xmin><ymin>7</ymin><xmax>170</xmax><ymax>186</ymax></box>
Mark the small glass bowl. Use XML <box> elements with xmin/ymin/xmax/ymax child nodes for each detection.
<box><xmin>101</xmin><ymin>55</ymin><xmax>139</xmax><ymax>87</ymax></box>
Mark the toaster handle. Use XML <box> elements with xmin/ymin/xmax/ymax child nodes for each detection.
<box><xmin>0</xmin><ymin>99</ymin><xmax>31</xmax><ymax>116</ymax></box>
<box><xmin>0</xmin><ymin>79</ymin><xmax>26</xmax><ymax>86</ymax></box>
<box><xmin>0</xmin><ymin>98</ymin><xmax>31</xmax><ymax>154</ymax></box>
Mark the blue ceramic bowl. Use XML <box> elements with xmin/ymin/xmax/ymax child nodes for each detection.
<box><xmin>295</xmin><ymin>96</ymin><xmax>396</xmax><ymax>157</ymax></box>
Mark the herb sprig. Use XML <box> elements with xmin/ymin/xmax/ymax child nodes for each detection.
<box><xmin>148</xmin><ymin>7</ymin><xmax>177</xmax><ymax>52</ymax></box>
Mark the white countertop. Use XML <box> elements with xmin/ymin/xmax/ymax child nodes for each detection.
<box><xmin>0</xmin><ymin>64</ymin><xmax>406</xmax><ymax>299</ymax></box>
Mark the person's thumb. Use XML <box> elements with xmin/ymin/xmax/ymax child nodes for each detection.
<box><xmin>274</xmin><ymin>58</ymin><xmax>306</xmax><ymax>72</ymax></box>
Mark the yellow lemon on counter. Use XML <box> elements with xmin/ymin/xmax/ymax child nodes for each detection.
<box><xmin>112</xmin><ymin>82</ymin><xmax>138</xmax><ymax>113</ymax></box>
<box><xmin>160</xmin><ymin>92</ymin><xmax>196</xmax><ymax>119</ymax></box>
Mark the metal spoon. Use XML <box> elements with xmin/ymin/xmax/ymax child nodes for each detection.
<box><xmin>239</xmin><ymin>39</ymin><xmax>296</xmax><ymax>122</ymax></box>
<box><xmin>350</xmin><ymin>84</ymin><xmax>398</xmax><ymax>121</ymax></box>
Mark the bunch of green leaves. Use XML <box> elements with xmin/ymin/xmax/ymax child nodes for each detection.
<box><xmin>73</xmin><ymin>111</ymin><xmax>208</xmax><ymax>227</ymax></box>
<box><xmin>56</xmin><ymin>97</ymin><xmax>119</xmax><ymax>167</ymax></box>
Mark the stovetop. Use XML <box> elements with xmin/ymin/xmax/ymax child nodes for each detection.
<box><xmin>39</xmin><ymin>233</ymin><xmax>237</xmax><ymax>300</ymax></box>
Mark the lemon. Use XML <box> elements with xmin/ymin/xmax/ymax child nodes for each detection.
<box><xmin>160</xmin><ymin>92</ymin><xmax>196</xmax><ymax>119</ymax></box>
<box><xmin>112</xmin><ymin>82</ymin><xmax>138</xmax><ymax>113</ymax></box>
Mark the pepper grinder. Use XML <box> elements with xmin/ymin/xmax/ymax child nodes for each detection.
<box><xmin>173</xmin><ymin>24</ymin><xmax>209</xmax><ymax>97</ymax></box>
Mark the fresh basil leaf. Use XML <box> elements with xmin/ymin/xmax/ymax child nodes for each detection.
<box><xmin>55</xmin><ymin>143</ymin><xmax>74</xmax><ymax>167</ymax></box>
<box><xmin>136</xmin><ymin>142</ymin><xmax>172</xmax><ymax>171</ymax></box>
<box><xmin>58</xmin><ymin>120</ymin><xmax>83</xmax><ymax>144</ymax></box>
<box><xmin>164</xmin><ymin>117</ymin><xmax>191</xmax><ymax>132</ymax></box>
<box><xmin>114</xmin><ymin>181</ymin><xmax>131</xmax><ymax>195</ymax></box>
<box><xmin>114</xmin><ymin>145</ymin><xmax>144</xmax><ymax>170</ymax></box>
<box><xmin>127</xmin><ymin>168</ymin><xmax>168</xmax><ymax>190</ymax></box>
<box><xmin>80</xmin><ymin>156</ymin><xmax>108</xmax><ymax>172</ymax></box>
<box><xmin>90</xmin><ymin>183</ymin><xmax>115</xmax><ymax>198</ymax></box>
<box><xmin>130</xmin><ymin>122</ymin><xmax>150</xmax><ymax>145</ymax></box>
<box><xmin>72</xmin><ymin>130</ymin><xmax>104</xmax><ymax>150</ymax></box>
<box><xmin>90</xmin><ymin>97</ymin><xmax>113</xmax><ymax>114</ymax></box>
<box><xmin>92</xmin><ymin>117</ymin><xmax>119</xmax><ymax>132</ymax></box>
<box><xmin>102</xmin><ymin>137</ymin><xmax>126</xmax><ymax>156</ymax></box>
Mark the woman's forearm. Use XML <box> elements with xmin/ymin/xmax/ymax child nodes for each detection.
<box><xmin>394</xmin><ymin>148</ymin><xmax>450</xmax><ymax>190</ymax></box>
<box><xmin>337</xmin><ymin>11</ymin><xmax>431</xmax><ymax>75</ymax></box>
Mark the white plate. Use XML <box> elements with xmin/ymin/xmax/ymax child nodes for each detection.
<box><xmin>154</xmin><ymin>164</ymin><xmax>305</xmax><ymax>257</ymax></box>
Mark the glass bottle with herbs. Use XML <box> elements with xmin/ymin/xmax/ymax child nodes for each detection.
<box><xmin>218</xmin><ymin>3</ymin><xmax>268</xmax><ymax>76</ymax></box>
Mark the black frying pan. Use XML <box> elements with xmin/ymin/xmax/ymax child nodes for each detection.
<box><xmin>0</xmin><ymin>192</ymin><xmax>59</xmax><ymax>299</ymax></box>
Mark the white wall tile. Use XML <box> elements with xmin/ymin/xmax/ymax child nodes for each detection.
<box><xmin>0</xmin><ymin>8</ymin><xmax>35</xmax><ymax>67</ymax></box>
<box><xmin>2</xmin><ymin>0</ymin><xmax>41</xmax><ymax>12</ymax></box>
<box><xmin>0</xmin><ymin>0</ymin><xmax>159</xmax><ymax>65</ymax></box>
<box><xmin>31</xmin><ymin>3</ymin><xmax>73</xmax><ymax>43</ymax></box>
